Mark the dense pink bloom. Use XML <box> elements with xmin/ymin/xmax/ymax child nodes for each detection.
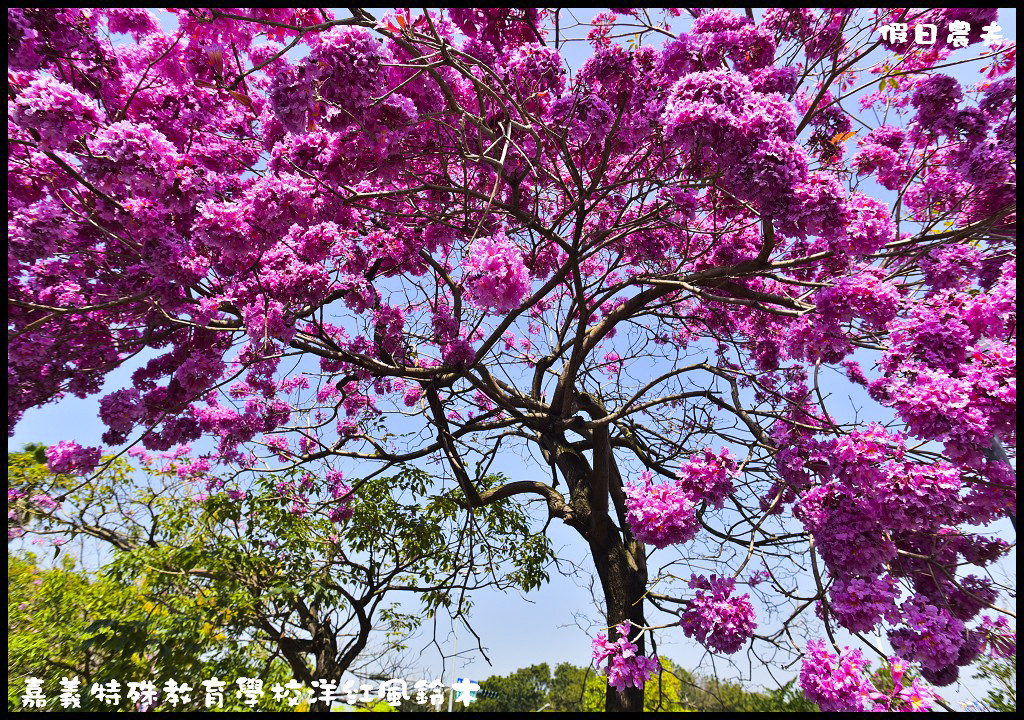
<box><xmin>795</xmin><ymin>485</ymin><xmax>897</xmax><ymax>578</ymax></box>
<box><xmin>799</xmin><ymin>640</ymin><xmax>876</xmax><ymax>712</ymax></box>
<box><xmin>680</xmin><ymin>574</ymin><xmax>757</xmax><ymax>654</ymax></box>
<box><xmin>103</xmin><ymin>8</ymin><xmax>158</xmax><ymax>39</ymax></box>
<box><xmin>462</xmin><ymin>232</ymin><xmax>528</xmax><ymax>311</ymax></box>
<box><xmin>911</xmin><ymin>75</ymin><xmax>963</xmax><ymax>137</ymax></box>
<box><xmin>853</xmin><ymin>125</ymin><xmax>912</xmax><ymax>191</ymax></box>
<box><xmin>676</xmin><ymin>447</ymin><xmax>738</xmax><ymax>509</ymax></box>
<box><xmin>500</xmin><ymin>43</ymin><xmax>565</xmax><ymax>101</ymax></box>
<box><xmin>829</xmin><ymin>574</ymin><xmax>899</xmax><ymax>633</ymax></box>
<box><xmin>623</xmin><ymin>476</ymin><xmax>699</xmax><ymax>548</ymax></box>
<box><xmin>463</xmin><ymin>232</ymin><xmax>532</xmax><ymax>313</ymax></box>
<box><xmin>45</xmin><ymin>441</ymin><xmax>101</xmax><ymax>476</ymax></box>
<box><xmin>592</xmin><ymin>621</ymin><xmax>660</xmax><ymax>691</ymax></box>
<box><xmin>889</xmin><ymin>596</ymin><xmax>966</xmax><ymax>677</ymax></box>
<box><xmin>549</xmin><ymin>93</ymin><xmax>615</xmax><ymax>145</ymax></box>
<box><xmin>11</xmin><ymin>75</ymin><xmax>101</xmax><ymax>151</ymax></box>
<box><xmin>919</xmin><ymin>244</ymin><xmax>983</xmax><ymax>290</ymax></box>
<box><xmin>99</xmin><ymin>388</ymin><xmax>145</xmax><ymax>435</ymax></box>
<box><xmin>442</xmin><ymin>338</ymin><xmax>476</xmax><ymax>368</ymax></box>
<box><xmin>815</xmin><ymin>267</ymin><xmax>901</xmax><ymax>328</ymax></box>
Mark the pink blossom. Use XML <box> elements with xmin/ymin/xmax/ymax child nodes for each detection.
<box><xmin>45</xmin><ymin>442</ymin><xmax>101</xmax><ymax>476</ymax></box>
<box><xmin>623</xmin><ymin>477</ymin><xmax>699</xmax><ymax>548</ymax></box>
<box><xmin>463</xmin><ymin>232</ymin><xmax>531</xmax><ymax>313</ymax></box>
<box><xmin>592</xmin><ymin>621</ymin><xmax>660</xmax><ymax>691</ymax></box>
<box><xmin>680</xmin><ymin>575</ymin><xmax>757</xmax><ymax>654</ymax></box>
<box><xmin>799</xmin><ymin>640</ymin><xmax>876</xmax><ymax>712</ymax></box>
<box><xmin>676</xmin><ymin>447</ymin><xmax>738</xmax><ymax>509</ymax></box>
<box><xmin>11</xmin><ymin>75</ymin><xmax>101</xmax><ymax>151</ymax></box>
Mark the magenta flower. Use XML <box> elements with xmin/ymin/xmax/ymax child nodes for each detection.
<box><xmin>592</xmin><ymin>621</ymin><xmax>660</xmax><ymax>691</ymax></box>
<box><xmin>45</xmin><ymin>441</ymin><xmax>101</xmax><ymax>476</ymax></box>
<box><xmin>676</xmin><ymin>447</ymin><xmax>738</xmax><ymax>509</ymax></box>
<box><xmin>623</xmin><ymin>476</ymin><xmax>699</xmax><ymax>548</ymax></box>
<box><xmin>463</xmin><ymin>232</ymin><xmax>531</xmax><ymax>313</ymax></box>
<box><xmin>799</xmin><ymin>640</ymin><xmax>876</xmax><ymax>712</ymax></box>
<box><xmin>680</xmin><ymin>574</ymin><xmax>757</xmax><ymax>654</ymax></box>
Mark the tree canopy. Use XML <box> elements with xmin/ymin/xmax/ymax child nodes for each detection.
<box><xmin>7</xmin><ymin>7</ymin><xmax>1016</xmax><ymax>712</ymax></box>
<box><xmin>8</xmin><ymin>548</ymin><xmax>297</xmax><ymax>712</ymax></box>
<box><xmin>8</xmin><ymin>442</ymin><xmax>550</xmax><ymax>712</ymax></box>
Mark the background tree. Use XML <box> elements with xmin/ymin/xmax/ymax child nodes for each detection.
<box><xmin>974</xmin><ymin>655</ymin><xmax>1016</xmax><ymax>712</ymax></box>
<box><xmin>464</xmin><ymin>657</ymin><xmax>818</xmax><ymax>712</ymax></box>
<box><xmin>745</xmin><ymin>679</ymin><xmax>820</xmax><ymax>713</ymax></box>
<box><xmin>7</xmin><ymin>7</ymin><xmax>1016</xmax><ymax>712</ymax></box>
<box><xmin>457</xmin><ymin>662</ymin><xmax>551</xmax><ymax>712</ymax></box>
<box><xmin>547</xmin><ymin>661</ymin><xmax>607</xmax><ymax>713</ymax></box>
<box><xmin>8</xmin><ymin>551</ymin><xmax>294</xmax><ymax>712</ymax></box>
<box><xmin>9</xmin><ymin>444</ymin><xmax>551</xmax><ymax>711</ymax></box>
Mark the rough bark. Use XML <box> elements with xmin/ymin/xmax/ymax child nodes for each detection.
<box><xmin>541</xmin><ymin>407</ymin><xmax>649</xmax><ymax>712</ymax></box>
<box><xmin>590</xmin><ymin>514</ymin><xmax>649</xmax><ymax>712</ymax></box>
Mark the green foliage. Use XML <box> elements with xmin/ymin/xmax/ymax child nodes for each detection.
<box><xmin>547</xmin><ymin>661</ymin><xmax>607</xmax><ymax>712</ymax></box>
<box><xmin>974</xmin><ymin>654</ymin><xmax>1016</xmax><ymax>712</ymax></box>
<box><xmin>686</xmin><ymin>674</ymin><xmax>757</xmax><ymax>712</ymax></box>
<box><xmin>550</xmin><ymin>659</ymin><xmax>701</xmax><ymax>712</ymax></box>
<box><xmin>8</xmin><ymin>551</ymin><xmax>291</xmax><ymax>712</ymax></box>
<box><xmin>642</xmin><ymin>658</ymin><xmax>695</xmax><ymax>712</ymax></box>
<box><xmin>100</xmin><ymin>463</ymin><xmax>555</xmax><ymax>656</ymax></box>
<box><xmin>746</xmin><ymin>678</ymin><xmax>819</xmax><ymax>712</ymax></box>
<box><xmin>453</xmin><ymin>658</ymin><xmax>820</xmax><ymax>713</ymax></box>
<box><xmin>9</xmin><ymin>444</ymin><xmax>557</xmax><ymax>710</ymax></box>
<box><xmin>459</xmin><ymin>663</ymin><xmax>552</xmax><ymax>712</ymax></box>
<box><xmin>356</xmin><ymin>699</ymin><xmax>399</xmax><ymax>712</ymax></box>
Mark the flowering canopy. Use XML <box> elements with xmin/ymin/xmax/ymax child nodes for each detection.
<box><xmin>7</xmin><ymin>7</ymin><xmax>1015</xmax><ymax>712</ymax></box>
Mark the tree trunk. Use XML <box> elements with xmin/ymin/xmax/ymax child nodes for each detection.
<box><xmin>541</xmin><ymin>421</ymin><xmax>648</xmax><ymax>712</ymax></box>
<box><xmin>590</xmin><ymin>513</ymin><xmax>648</xmax><ymax>712</ymax></box>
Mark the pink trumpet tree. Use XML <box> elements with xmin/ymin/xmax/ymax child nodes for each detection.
<box><xmin>8</xmin><ymin>7</ymin><xmax>1015</xmax><ymax>711</ymax></box>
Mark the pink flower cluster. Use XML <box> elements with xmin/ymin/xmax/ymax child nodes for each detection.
<box><xmin>624</xmin><ymin>447</ymin><xmax>739</xmax><ymax>548</ymax></box>
<box><xmin>269</xmin><ymin>26</ymin><xmax>390</xmax><ymax>133</ymax></box>
<box><xmin>679</xmin><ymin>574</ymin><xmax>757</xmax><ymax>654</ymax></box>
<box><xmin>463</xmin><ymin>232</ymin><xmax>531</xmax><ymax>313</ymax></box>
<box><xmin>887</xmin><ymin>658</ymin><xmax>938</xmax><ymax>713</ymax></box>
<box><xmin>549</xmin><ymin>92</ymin><xmax>616</xmax><ymax>145</ymax></box>
<box><xmin>45</xmin><ymin>441</ymin><xmax>101</xmax><ymax>476</ymax></box>
<box><xmin>788</xmin><ymin>419</ymin><xmax>1010</xmax><ymax>685</ymax></box>
<box><xmin>814</xmin><ymin>267</ymin><xmax>901</xmax><ymax>329</ymax></box>
<box><xmin>888</xmin><ymin>596</ymin><xmax>966</xmax><ymax>676</ymax></box>
<box><xmin>623</xmin><ymin>473</ymin><xmax>699</xmax><ymax>548</ymax></box>
<box><xmin>870</xmin><ymin>261</ymin><xmax>1016</xmax><ymax>469</ymax></box>
<box><xmin>918</xmin><ymin>244</ymin><xmax>982</xmax><ymax>291</ymax></box>
<box><xmin>801</xmin><ymin>642</ymin><xmax>935</xmax><ymax>712</ymax></box>
<box><xmin>676</xmin><ymin>447</ymin><xmax>738</xmax><ymax>509</ymax></box>
<box><xmin>979</xmin><ymin>616</ymin><xmax>1016</xmax><ymax>659</ymax></box>
<box><xmin>499</xmin><ymin>43</ymin><xmax>565</xmax><ymax>102</ymax></box>
<box><xmin>326</xmin><ymin>469</ymin><xmax>354</xmax><ymax>523</ymax></box>
<box><xmin>11</xmin><ymin>75</ymin><xmax>101</xmax><ymax>151</ymax></box>
<box><xmin>853</xmin><ymin>125</ymin><xmax>911</xmax><ymax>190</ymax></box>
<box><xmin>828</xmin><ymin>574</ymin><xmax>900</xmax><ymax>633</ymax></box>
<box><xmin>799</xmin><ymin>640</ymin><xmax>875</xmax><ymax>712</ymax></box>
<box><xmin>591</xmin><ymin>621</ymin><xmax>660</xmax><ymax>691</ymax></box>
